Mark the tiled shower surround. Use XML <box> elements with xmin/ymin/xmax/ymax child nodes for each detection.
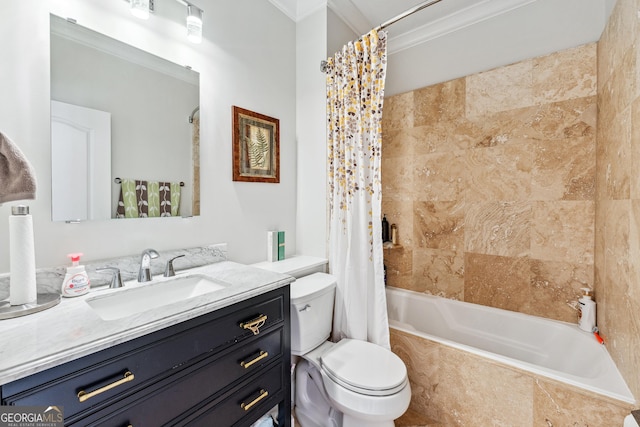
<box><xmin>385</xmin><ymin>0</ymin><xmax>640</xmax><ymax>419</ymax></box>
<box><xmin>382</xmin><ymin>42</ymin><xmax>597</xmax><ymax>324</ymax></box>
<box><xmin>596</xmin><ymin>0</ymin><xmax>640</xmax><ymax>406</ymax></box>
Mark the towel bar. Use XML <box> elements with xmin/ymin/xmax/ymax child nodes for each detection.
<box><xmin>114</xmin><ymin>178</ymin><xmax>184</xmax><ymax>187</ymax></box>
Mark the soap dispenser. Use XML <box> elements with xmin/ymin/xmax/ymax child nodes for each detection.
<box><xmin>61</xmin><ymin>253</ymin><xmax>91</xmax><ymax>297</ymax></box>
<box><xmin>578</xmin><ymin>288</ymin><xmax>596</xmax><ymax>332</ymax></box>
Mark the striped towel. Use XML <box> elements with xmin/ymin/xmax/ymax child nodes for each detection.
<box><xmin>116</xmin><ymin>179</ymin><xmax>181</xmax><ymax>218</ymax></box>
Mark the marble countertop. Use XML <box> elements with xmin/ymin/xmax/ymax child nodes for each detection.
<box><xmin>0</xmin><ymin>260</ymin><xmax>293</xmax><ymax>385</ymax></box>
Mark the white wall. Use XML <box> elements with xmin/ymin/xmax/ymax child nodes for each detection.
<box><xmin>327</xmin><ymin>7</ymin><xmax>358</xmax><ymax>58</ymax></box>
<box><xmin>295</xmin><ymin>8</ymin><xmax>328</xmax><ymax>258</ymax></box>
<box><xmin>0</xmin><ymin>0</ymin><xmax>296</xmax><ymax>271</ymax></box>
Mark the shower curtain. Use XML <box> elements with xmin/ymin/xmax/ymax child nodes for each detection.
<box><xmin>326</xmin><ymin>29</ymin><xmax>389</xmax><ymax>348</ymax></box>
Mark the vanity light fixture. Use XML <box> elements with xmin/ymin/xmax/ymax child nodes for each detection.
<box><xmin>125</xmin><ymin>0</ymin><xmax>203</xmax><ymax>44</ymax></box>
<box><xmin>186</xmin><ymin>3</ymin><xmax>203</xmax><ymax>44</ymax></box>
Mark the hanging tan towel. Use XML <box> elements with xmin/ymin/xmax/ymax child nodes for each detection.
<box><xmin>0</xmin><ymin>132</ymin><xmax>37</xmax><ymax>203</ymax></box>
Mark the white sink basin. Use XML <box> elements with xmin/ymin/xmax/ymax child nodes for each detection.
<box><xmin>86</xmin><ymin>274</ymin><xmax>230</xmax><ymax>321</ymax></box>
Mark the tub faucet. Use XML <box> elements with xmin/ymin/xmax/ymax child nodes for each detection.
<box><xmin>138</xmin><ymin>248</ymin><xmax>160</xmax><ymax>282</ymax></box>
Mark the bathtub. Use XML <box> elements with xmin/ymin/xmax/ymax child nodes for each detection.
<box><xmin>386</xmin><ymin>287</ymin><xmax>635</xmax><ymax>405</ymax></box>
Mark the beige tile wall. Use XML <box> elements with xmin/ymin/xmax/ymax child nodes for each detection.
<box><xmin>596</xmin><ymin>0</ymin><xmax>640</xmax><ymax>402</ymax></box>
<box><xmin>382</xmin><ymin>43</ymin><xmax>597</xmax><ymax>324</ymax></box>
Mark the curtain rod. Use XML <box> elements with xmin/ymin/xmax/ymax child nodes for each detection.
<box><xmin>321</xmin><ymin>0</ymin><xmax>444</xmax><ymax>72</ymax></box>
<box><xmin>375</xmin><ymin>0</ymin><xmax>444</xmax><ymax>30</ymax></box>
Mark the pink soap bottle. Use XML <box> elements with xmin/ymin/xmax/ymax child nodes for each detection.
<box><xmin>61</xmin><ymin>253</ymin><xmax>91</xmax><ymax>297</ymax></box>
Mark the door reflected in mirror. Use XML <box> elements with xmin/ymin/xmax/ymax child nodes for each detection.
<box><xmin>50</xmin><ymin>15</ymin><xmax>200</xmax><ymax>221</ymax></box>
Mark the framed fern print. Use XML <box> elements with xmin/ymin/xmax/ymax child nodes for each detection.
<box><xmin>232</xmin><ymin>106</ymin><xmax>280</xmax><ymax>183</ymax></box>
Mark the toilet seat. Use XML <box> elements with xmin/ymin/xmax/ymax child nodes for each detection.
<box><xmin>320</xmin><ymin>339</ymin><xmax>408</xmax><ymax>396</ymax></box>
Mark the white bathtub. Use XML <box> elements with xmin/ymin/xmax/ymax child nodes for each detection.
<box><xmin>386</xmin><ymin>287</ymin><xmax>636</xmax><ymax>404</ymax></box>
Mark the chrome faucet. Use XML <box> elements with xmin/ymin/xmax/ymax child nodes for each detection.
<box><xmin>96</xmin><ymin>267</ymin><xmax>124</xmax><ymax>289</ymax></box>
<box><xmin>138</xmin><ymin>249</ymin><xmax>160</xmax><ymax>282</ymax></box>
<box><xmin>164</xmin><ymin>254</ymin><xmax>185</xmax><ymax>277</ymax></box>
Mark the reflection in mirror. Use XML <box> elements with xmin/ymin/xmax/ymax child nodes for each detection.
<box><xmin>50</xmin><ymin>15</ymin><xmax>200</xmax><ymax>221</ymax></box>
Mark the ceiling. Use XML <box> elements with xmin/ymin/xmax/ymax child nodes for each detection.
<box><xmin>267</xmin><ymin>0</ymin><xmax>615</xmax><ymax>55</ymax></box>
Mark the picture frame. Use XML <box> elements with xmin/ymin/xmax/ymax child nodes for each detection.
<box><xmin>232</xmin><ymin>106</ymin><xmax>280</xmax><ymax>183</ymax></box>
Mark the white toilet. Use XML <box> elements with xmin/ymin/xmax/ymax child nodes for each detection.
<box><xmin>254</xmin><ymin>256</ymin><xmax>411</xmax><ymax>427</ymax></box>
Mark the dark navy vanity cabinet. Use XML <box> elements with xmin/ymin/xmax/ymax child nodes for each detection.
<box><xmin>1</xmin><ymin>286</ymin><xmax>291</xmax><ymax>427</ymax></box>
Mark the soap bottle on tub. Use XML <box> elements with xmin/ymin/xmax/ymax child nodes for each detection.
<box><xmin>577</xmin><ymin>288</ymin><xmax>596</xmax><ymax>332</ymax></box>
<box><xmin>61</xmin><ymin>253</ymin><xmax>91</xmax><ymax>297</ymax></box>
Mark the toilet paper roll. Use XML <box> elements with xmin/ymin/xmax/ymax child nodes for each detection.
<box><xmin>9</xmin><ymin>208</ymin><xmax>37</xmax><ymax>305</ymax></box>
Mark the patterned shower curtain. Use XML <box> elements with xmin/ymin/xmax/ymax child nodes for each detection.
<box><xmin>326</xmin><ymin>29</ymin><xmax>389</xmax><ymax>348</ymax></box>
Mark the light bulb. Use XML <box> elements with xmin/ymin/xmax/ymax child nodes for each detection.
<box><xmin>131</xmin><ymin>0</ymin><xmax>150</xmax><ymax>20</ymax></box>
<box><xmin>187</xmin><ymin>5</ymin><xmax>203</xmax><ymax>44</ymax></box>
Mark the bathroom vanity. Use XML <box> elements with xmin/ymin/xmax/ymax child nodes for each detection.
<box><xmin>0</xmin><ymin>261</ymin><xmax>292</xmax><ymax>426</ymax></box>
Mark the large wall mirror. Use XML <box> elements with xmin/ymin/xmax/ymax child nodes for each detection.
<box><xmin>50</xmin><ymin>14</ymin><xmax>200</xmax><ymax>222</ymax></box>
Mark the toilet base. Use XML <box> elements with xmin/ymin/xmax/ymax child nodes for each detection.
<box><xmin>295</xmin><ymin>357</ymin><xmax>410</xmax><ymax>427</ymax></box>
<box><xmin>295</xmin><ymin>360</ymin><xmax>342</xmax><ymax>427</ymax></box>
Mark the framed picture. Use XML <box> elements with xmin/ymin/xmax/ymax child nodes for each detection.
<box><xmin>232</xmin><ymin>106</ymin><xmax>280</xmax><ymax>183</ymax></box>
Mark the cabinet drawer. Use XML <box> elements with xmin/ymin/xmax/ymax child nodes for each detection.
<box><xmin>178</xmin><ymin>362</ymin><xmax>285</xmax><ymax>427</ymax></box>
<box><xmin>72</xmin><ymin>354</ymin><xmax>285</xmax><ymax>427</ymax></box>
<box><xmin>3</xmin><ymin>292</ymin><xmax>285</xmax><ymax>422</ymax></box>
<box><xmin>214</xmin><ymin>328</ymin><xmax>284</xmax><ymax>387</ymax></box>
<box><xmin>216</xmin><ymin>292</ymin><xmax>284</xmax><ymax>342</ymax></box>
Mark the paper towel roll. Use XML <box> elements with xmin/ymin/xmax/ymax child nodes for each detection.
<box><xmin>9</xmin><ymin>206</ymin><xmax>37</xmax><ymax>305</ymax></box>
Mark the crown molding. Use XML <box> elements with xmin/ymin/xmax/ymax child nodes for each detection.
<box><xmin>327</xmin><ymin>0</ymin><xmax>371</xmax><ymax>36</ymax></box>
<box><xmin>387</xmin><ymin>0</ymin><xmax>538</xmax><ymax>54</ymax></box>
<box><xmin>268</xmin><ymin>0</ymin><xmax>327</xmax><ymax>22</ymax></box>
<box><xmin>298</xmin><ymin>0</ymin><xmax>327</xmax><ymax>21</ymax></box>
<box><xmin>268</xmin><ymin>0</ymin><xmax>298</xmax><ymax>21</ymax></box>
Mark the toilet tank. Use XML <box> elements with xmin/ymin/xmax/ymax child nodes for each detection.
<box><xmin>251</xmin><ymin>256</ymin><xmax>327</xmax><ymax>279</ymax></box>
<box><xmin>290</xmin><ymin>273</ymin><xmax>336</xmax><ymax>355</ymax></box>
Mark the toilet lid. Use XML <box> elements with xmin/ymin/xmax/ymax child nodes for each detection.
<box><xmin>320</xmin><ymin>339</ymin><xmax>407</xmax><ymax>396</ymax></box>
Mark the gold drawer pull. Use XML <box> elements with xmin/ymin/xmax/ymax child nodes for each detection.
<box><xmin>77</xmin><ymin>371</ymin><xmax>135</xmax><ymax>403</ymax></box>
<box><xmin>240</xmin><ymin>351</ymin><xmax>269</xmax><ymax>369</ymax></box>
<box><xmin>240</xmin><ymin>389</ymin><xmax>269</xmax><ymax>411</ymax></box>
<box><xmin>239</xmin><ymin>314</ymin><xmax>267</xmax><ymax>335</ymax></box>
